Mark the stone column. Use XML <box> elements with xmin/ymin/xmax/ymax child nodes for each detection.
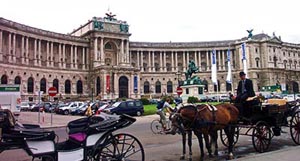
<box><xmin>171</xmin><ymin>51</ymin><xmax>174</xmax><ymax>72</ymax></box>
<box><xmin>34</xmin><ymin>39</ymin><xmax>37</xmax><ymax>66</ymax></box>
<box><xmin>194</xmin><ymin>51</ymin><xmax>197</xmax><ymax>68</ymax></box>
<box><xmin>148</xmin><ymin>51</ymin><xmax>151</xmax><ymax>72</ymax></box>
<box><xmin>25</xmin><ymin>37</ymin><xmax>29</xmax><ymax>65</ymax></box>
<box><xmin>21</xmin><ymin>36</ymin><xmax>25</xmax><ymax>64</ymax></box>
<box><xmin>8</xmin><ymin>33</ymin><xmax>11</xmax><ymax>62</ymax></box>
<box><xmin>120</xmin><ymin>39</ymin><xmax>124</xmax><ymax>64</ymax></box>
<box><xmin>46</xmin><ymin>42</ymin><xmax>50</xmax><ymax>67</ymax></box>
<box><xmin>94</xmin><ymin>37</ymin><xmax>98</xmax><ymax>61</ymax></box>
<box><xmin>74</xmin><ymin>46</ymin><xmax>78</xmax><ymax>69</ymax></box>
<box><xmin>183</xmin><ymin>51</ymin><xmax>186</xmax><ymax>72</ymax></box>
<box><xmin>12</xmin><ymin>33</ymin><xmax>16</xmax><ymax>63</ymax></box>
<box><xmin>186</xmin><ymin>51</ymin><xmax>190</xmax><ymax>65</ymax></box>
<box><xmin>58</xmin><ymin>43</ymin><xmax>62</xmax><ymax>68</ymax></box>
<box><xmin>141</xmin><ymin>51</ymin><xmax>144</xmax><ymax>71</ymax></box>
<box><xmin>163</xmin><ymin>51</ymin><xmax>167</xmax><ymax>72</ymax></box>
<box><xmin>62</xmin><ymin>44</ymin><xmax>66</xmax><ymax>68</ymax></box>
<box><xmin>126</xmin><ymin>39</ymin><xmax>129</xmax><ymax>63</ymax></box>
<box><xmin>137</xmin><ymin>51</ymin><xmax>140</xmax><ymax>69</ymax></box>
<box><xmin>222</xmin><ymin>50</ymin><xmax>226</xmax><ymax>70</ymax></box>
<box><xmin>129</xmin><ymin>50</ymin><xmax>131</xmax><ymax>65</ymax></box>
<box><xmin>38</xmin><ymin>40</ymin><xmax>41</xmax><ymax>66</ymax></box>
<box><xmin>0</xmin><ymin>30</ymin><xmax>2</xmax><ymax>61</ymax></box>
<box><xmin>82</xmin><ymin>47</ymin><xmax>86</xmax><ymax>70</ymax></box>
<box><xmin>70</xmin><ymin>45</ymin><xmax>73</xmax><ymax>69</ymax></box>
<box><xmin>51</xmin><ymin>42</ymin><xmax>54</xmax><ymax>67</ymax></box>
<box><xmin>159</xmin><ymin>51</ymin><xmax>162</xmax><ymax>72</ymax></box>
<box><xmin>100</xmin><ymin>37</ymin><xmax>104</xmax><ymax>64</ymax></box>
<box><xmin>206</xmin><ymin>51</ymin><xmax>209</xmax><ymax>70</ymax></box>
<box><xmin>175</xmin><ymin>51</ymin><xmax>178</xmax><ymax>71</ymax></box>
<box><xmin>152</xmin><ymin>51</ymin><xmax>155</xmax><ymax>71</ymax></box>
<box><xmin>198</xmin><ymin>51</ymin><xmax>201</xmax><ymax>71</ymax></box>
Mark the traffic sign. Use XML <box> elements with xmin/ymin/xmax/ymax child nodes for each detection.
<box><xmin>176</xmin><ymin>87</ymin><xmax>183</xmax><ymax>96</ymax></box>
<box><xmin>48</xmin><ymin>87</ymin><xmax>57</xmax><ymax>97</ymax></box>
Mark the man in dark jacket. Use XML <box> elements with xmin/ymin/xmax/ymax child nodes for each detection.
<box><xmin>235</xmin><ymin>71</ymin><xmax>256</xmax><ymax>117</ymax></box>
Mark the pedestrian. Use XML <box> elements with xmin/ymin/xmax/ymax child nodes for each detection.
<box><xmin>85</xmin><ymin>103</ymin><xmax>92</xmax><ymax>117</ymax></box>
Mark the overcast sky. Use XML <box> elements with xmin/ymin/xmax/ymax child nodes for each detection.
<box><xmin>1</xmin><ymin>0</ymin><xmax>300</xmax><ymax>43</ymax></box>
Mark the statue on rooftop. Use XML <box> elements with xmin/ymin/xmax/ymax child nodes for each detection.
<box><xmin>247</xmin><ymin>29</ymin><xmax>253</xmax><ymax>39</ymax></box>
<box><xmin>105</xmin><ymin>12</ymin><xmax>116</xmax><ymax>21</ymax></box>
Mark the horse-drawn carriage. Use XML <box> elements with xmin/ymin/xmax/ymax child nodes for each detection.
<box><xmin>169</xmin><ymin>98</ymin><xmax>300</xmax><ymax>161</ymax></box>
<box><xmin>220</xmin><ymin>98</ymin><xmax>300</xmax><ymax>153</ymax></box>
<box><xmin>0</xmin><ymin>109</ymin><xmax>145</xmax><ymax>161</ymax></box>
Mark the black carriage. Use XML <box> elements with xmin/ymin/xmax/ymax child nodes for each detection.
<box><xmin>221</xmin><ymin>99</ymin><xmax>300</xmax><ymax>153</ymax></box>
<box><xmin>0</xmin><ymin>109</ymin><xmax>145</xmax><ymax>161</ymax></box>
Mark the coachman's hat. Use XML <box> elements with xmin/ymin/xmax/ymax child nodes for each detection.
<box><xmin>239</xmin><ymin>71</ymin><xmax>246</xmax><ymax>76</ymax></box>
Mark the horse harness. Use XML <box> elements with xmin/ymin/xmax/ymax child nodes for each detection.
<box><xmin>178</xmin><ymin>104</ymin><xmax>217</xmax><ymax>130</ymax></box>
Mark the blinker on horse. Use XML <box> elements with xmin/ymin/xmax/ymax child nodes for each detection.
<box><xmin>169</xmin><ymin>103</ymin><xmax>239</xmax><ymax>161</ymax></box>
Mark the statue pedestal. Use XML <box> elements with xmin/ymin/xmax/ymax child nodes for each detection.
<box><xmin>180</xmin><ymin>84</ymin><xmax>204</xmax><ymax>103</ymax></box>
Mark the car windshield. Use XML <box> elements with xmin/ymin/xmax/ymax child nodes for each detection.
<box><xmin>112</xmin><ymin>102</ymin><xmax>122</xmax><ymax>107</ymax></box>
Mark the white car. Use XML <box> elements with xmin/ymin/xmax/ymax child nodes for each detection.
<box><xmin>57</xmin><ymin>101</ymin><xmax>84</xmax><ymax>115</ymax></box>
<box><xmin>283</xmin><ymin>94</ymin><xmax>300</xmax><ymax>102</ymax></box>
<box><xmin>20</xmin><ymin>102</ymin><xmax>32</xmax><ymax>111</ymax></box>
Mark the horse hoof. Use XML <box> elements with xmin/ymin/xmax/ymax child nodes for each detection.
<box><xmin>180</xmin><ymin>155</ymin><xmax>185</xmax><ymax>160</ymax></box>
<box><xmin>227</xmin><ymin>154</ymin><xmax>234</xmax><ymax>160</ymax></box>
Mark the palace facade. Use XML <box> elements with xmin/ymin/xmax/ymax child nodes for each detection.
<box><xmin>0</xmin><ymin>15</ymin><xmax>299</xmax><ymax>101</ymax></box>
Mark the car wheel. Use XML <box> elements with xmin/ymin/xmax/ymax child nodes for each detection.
<box><xmin>64</xmin><ymin>110</ymin><xmax>69</xmax><ymax>115</ymax></box>
<box><xmin>136</xmin><ymin>111</ymin><xmax>142</xmax><ymax>116</ymax></box>
<box><xmin>112</xmin><ymin>112</ymin><xmax>117</xmax><ymax>115</ymax></box>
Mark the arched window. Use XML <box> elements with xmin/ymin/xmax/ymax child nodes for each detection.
<box><xmin>40</xmin><ymin>78</ymin><xmax>47</xmax><ymax>93</ymax></box>
<box><xmin>53</xmin><ymin>79</ymin><xmax>59</xmax><ymax>93</ymax></box>
<box><xmin>214</xmin><ymin>80</ymin><xmax>220</xmax><ymax>92</ymax></box>
<box><xmin>1</xmin><ymin>75</ymin><xmax>8</xmax><ymax>84</ymax></box>
<box><xmin>77</xmin><ymin>80</ymin><xmax>83</xmax><ymax>94</ymax></box>
<box><xmin>104</xmin><ymin>42</ymin><xmax>112</xmax><ymax>49</ymax></box>
<box><xmin>144</xmin><ymin>81</ymin><xmax>150</xmax><ymax>94</ymax></box>
<box><xmin>155</xmin><ymin>81</ymin><xmax>161</xmax><ymax>93</ymax></box>
<box><xmin>27</xmin><ymin>77</ymin><xmax>34</xmax><ymax>93</ymax></box>
<box><xmin>167</xmin><ymin>81</ymin><xmax>173</xmax><ymax>93</ymax></box>
<box><xmin>255</xmin><ymin>57</ymin><xmax>260</xmax><ymax>68</ymax></box>
<box><xmin>14</xmin><ymin>76</ymin><xmax>21</xmax><ymax>84</ymax></box>
<box><xmin>226</xmin><ymin>82</ymin><xmax>232</xmax><ymax>91</ymax></box>
<box><xmin>166</xmin><ymin>63</ymin><xmax>172</xmax><ymax>71</ymax></box>
<box><xmin>96</xmin><ymin>77</ymin><xmax>101</xmax><ymax>95</ymax></box>
<box><xmin>202</xmin><ymin>79</ymin><xmax>208</xmax><ymax>91</ymax></box>
<box><xmin>65</xmin><ymin>80</ymin><xmax>71</xmax><ymax>94</ymax></box>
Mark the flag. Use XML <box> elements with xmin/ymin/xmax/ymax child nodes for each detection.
<box><xmin>226</xmin><ymin>49</ymin><xmax>232</xmax><ymax>83</ymax></box>
<box><xmin>241</xmin><ymin>43</ymin><xmax>248</xmax><ymax>78</ymax></box>
<box><xmin>211</xmin><ymin>49</ymin><xmax>217</xmax><ymax>85</ymax></box>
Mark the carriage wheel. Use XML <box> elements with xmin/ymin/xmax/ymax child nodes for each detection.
<box><xmin>151</xmin><ymin>119</ymin><xmax>163</xmax><ymax>134</ymax></box>
<box><xmin>96</xmin><ymin>133</ymin><xmax>145</xmax><ymax>161</ymax></box>
<box><xmin>252</xmin><ymin>121</ymin><xmax>272</xmax><ymax>153</ymax></box>
<box><xmin>220</xmin><ymin>127</ymin><xmax>240</xmax><ymax>147</ymax></box>
<box><xmin>290</xmin><ymin>110</ymin><xmax>300</xmax><ymax>145</ymax></box>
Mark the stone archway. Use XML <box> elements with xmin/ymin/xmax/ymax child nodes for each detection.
<box><xmin>119</xmin><ymin>76</ymin><xmax>128</xmax><ymax>98</ymax></box>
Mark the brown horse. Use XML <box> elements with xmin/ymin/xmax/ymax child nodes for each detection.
<box><xmin>169</xmin><ymin>103</ymin><xmax>239</xmax><ymax>161</ymax></box>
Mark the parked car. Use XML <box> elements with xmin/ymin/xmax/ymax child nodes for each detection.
<box><xmin>283</xmin><ymin>94</ymin><xmax>300</xmax><ymax>102</ymax></box>
<box><xmin>31</xmin><ymin>102</ymin><xmax>52</xmax><ymax>112</ymax></box>
<box><xmin>96</xmin><ymin>104</ymin><xmax>111</xmax><ymax>114</ymax></box>
<box><xmin>104</xmin><ymin>100</ymin><xmax>144</xmax><ymax>116</ymax></box>
<box><xmin>73</xmin><ymin>101</ymin><xmax>108</xmax><ymax>116</ymax></box>
<box><xmin>20</xmin><ymin>102</ymin><xmax>32</xmax><ymax>111</ymax></box>
<box><xmin>57</xmin><ymin>102</ymin><xmax>84</xmax><ymax>115</ymax></box>
<box><xmin>219</xmin><ymin>95</ymin><xmax>230</xmax><ymax>102</ymax></box>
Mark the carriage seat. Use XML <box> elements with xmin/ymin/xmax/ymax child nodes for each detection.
<box><xmin>267</xmin><ymin>99</ymin><xmax>287</xmax><ymax>106</ymax></box>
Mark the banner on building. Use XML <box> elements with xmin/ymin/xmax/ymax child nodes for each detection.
<box><xmin>241</xmin><ymin>43</ymin><xmax>248</xmax><ymax>78</ymax></box>
<box><xmin>134</xmin><ymin>75</ymin><xmax>138</xmax><ymax>93</ymax></box>
<box><xmin>211</xmin><ymin>49</ymin><xmax>217</xmax><ymax>85</ymax></box>
<box><xmin>226</xmin><ymin>49</ymin><xmax>232</xmax><ymax>83</ymax></box>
